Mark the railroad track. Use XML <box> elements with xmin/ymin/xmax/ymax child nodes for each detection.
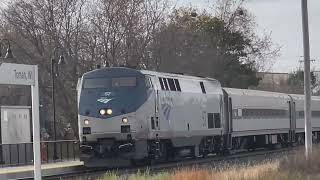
<box><xmin>21</xmin><ymin>147</ymin><xmax>300</xmax><ymax>180</ymax></box>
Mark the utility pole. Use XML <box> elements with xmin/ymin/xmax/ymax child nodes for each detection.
<box><xmin>301</xmin><ymin>0</ymin><xmax>312</xmax><ymax>158</ymax></box>
<box><xmin>299</xmin><ymin>57</ymin><xmax>315</xmax><ymax>70</ymax></box>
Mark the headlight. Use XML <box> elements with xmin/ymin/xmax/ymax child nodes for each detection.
<box><xmin>84</xmin><ymin>119</ymin><xmax>90</xmax><ymax>125</ymax></box>
<box><xmin>100</xmin><ymin>109</ymin><xmax>106</xmax><ymax>115</ymax></box>
<box><xmin>100</xmin><ymin>108</ymin><xmax>112</xmax><ymax>115</ymax></box>
<box><xmin>122</xmin><ymin>117</ymin><xmax>128</xmax><ymax>123</ymax></box>
<box><xmin>106</xmin><ymin>109</ymin><xmax>113</xmax><ymax>115</ymax></box>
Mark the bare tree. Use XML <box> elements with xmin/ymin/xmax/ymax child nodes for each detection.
<box><xmin>214</xmin><ymin>0</ymin><xmax>281</xmax><ymax>71</ymax></box>
<box><xmin>0</xmin><ymin>0</ymin><xmax>170</xmax><ymax>136</ymax></box>
<box><xmin>86</xmin><ymin>0</ymin><xmax>168</xmax><ymax>68</ymax></box>
<box><xmin>1</xmin><ymin>0</ymin><xmax>87</xmax><ymax>137</ymax></box>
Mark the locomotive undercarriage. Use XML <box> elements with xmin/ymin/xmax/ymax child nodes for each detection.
<box><xmin>80</xmin><ymin>138</ymin><xmax>139</xmax><ymax>167</ymax></box>
<box><xmin>145</xmin><ymin>135</ymin><xmax>226</xmax><ymax>164</ymax></box>
<box><xmin>81</xmin><ymin>135</ymin><xmax>226</xmax><ymax>167</ymax></box>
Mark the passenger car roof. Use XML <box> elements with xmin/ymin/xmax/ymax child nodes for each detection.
<box><xmin>224</xmin><ymin>88</ymin><xmax>290</xmax><ymax>99</ymax></box>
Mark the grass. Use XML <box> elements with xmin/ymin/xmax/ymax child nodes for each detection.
<box><xmin>104</xmin><ymin>169</ymin><xmax>170</xmax><ymax>180</ymax></box>
<box><xmin>101</xmin><ymin>148</ymin><xmax>320</xmax><ymax>180</ymax></box>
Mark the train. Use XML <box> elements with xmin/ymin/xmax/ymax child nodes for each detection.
<box><xmin>77</xmin><ymin>67</ymin><xmax>320</xmax><ymax>167</ymax></box>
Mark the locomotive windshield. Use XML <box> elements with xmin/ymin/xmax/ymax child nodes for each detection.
<box><xmin>83</xmin><ymin>77</ymin><xmax>137</xmax><ymax>89</ymax></box>
<box><xmin>112</xmin><ymin>77</ymin><xmax>136</xmax><ymax>87</ymax></box>
<box><xmin>83</xmin><ymin>78</ymin><xmax>110</xmax><ymax>89</ymax></box>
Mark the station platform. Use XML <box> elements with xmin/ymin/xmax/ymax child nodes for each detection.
<box><xmin>0</xmin><ymin>161</ymin><xmax>84</xmax><ymax>179</ymax></box>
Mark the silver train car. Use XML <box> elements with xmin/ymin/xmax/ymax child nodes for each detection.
<box><xmin>77</xmin><ymin>67</ymin><xmax>320</xmax><ymax>167</ymax></box>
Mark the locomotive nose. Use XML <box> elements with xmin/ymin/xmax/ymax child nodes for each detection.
<box><xmin>79</xmin><ymin>113</ymin><xmax>137</xmax><ymax>141</ymax></box>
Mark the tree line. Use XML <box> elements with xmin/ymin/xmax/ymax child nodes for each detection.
<box><xmin>0</xmin><ymin>0</ymin><xmax>279</xmax><ymax>138</ymax></box>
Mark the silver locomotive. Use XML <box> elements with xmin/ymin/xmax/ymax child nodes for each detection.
<box><xmin>78</xmin><ymin>67</ymin><xmax>320</xmax><ymax>167</ymax></box>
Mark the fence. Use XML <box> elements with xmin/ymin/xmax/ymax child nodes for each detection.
<box><xmin>0</xmin><ymin>140</ymin><xmax>79</xmax><ymax>167</ymax></box>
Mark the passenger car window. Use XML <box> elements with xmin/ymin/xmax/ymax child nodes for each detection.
<box><xmin>312</xmin><ymin>111</ymin><xmax>320</xmax><ymax>117</ymax></box>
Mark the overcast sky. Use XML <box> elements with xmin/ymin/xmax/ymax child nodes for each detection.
<box><xmin>180</xmin><ymin>0</ymin><xmax>320</xmax><ymax>73</ymax></box>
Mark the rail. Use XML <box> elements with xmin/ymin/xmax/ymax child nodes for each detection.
<box><xmin>0</xmin><ymin>140</ymin><xmax>79</xmax><ymax>167</ymax></box>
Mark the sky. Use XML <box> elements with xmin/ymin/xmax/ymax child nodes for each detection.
<box><xmin>179</xmin><ymin>0</ymin><xmax>320</xmax><ymax>73</ymax></box>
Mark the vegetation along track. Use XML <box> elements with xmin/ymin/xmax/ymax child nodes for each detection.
<box><xmin>19</xmin><ymin>147</ymin><xmax>298</xmax><ymax>180</ymax></box>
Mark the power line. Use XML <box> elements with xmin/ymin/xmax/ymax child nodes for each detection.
<box><xmin>298</xmin><ymin>57</ymin><xmax>317</xmax><ymax>69</ymax></box>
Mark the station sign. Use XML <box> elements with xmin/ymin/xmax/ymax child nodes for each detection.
<box><xmin>0</xmin><ymin>62</ymin><xmax>41</xmax><ymax>179</ymax></box>
<box><xmin>0</xmin><ymin>62</ymin><xmax>35</xmax><ymax>86</ymax></box>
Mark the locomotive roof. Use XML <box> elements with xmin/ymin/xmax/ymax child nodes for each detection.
<box><xmin>82</xmin><ymin>67</ymin><xmax>221</xmax><ymax>86</ymax></box>
<box><xmin>82</xmin><ymin>67</ymin><xmax>144</xmax><ymax>78</ymax></box>
<box><xmin>140</xmin><ymin>70</ymin><xmax>220</xmax><ymax>84</ymax></box>
<box><xmin>83</xmin><ymin>67</ymin><xmax>218</xmax><ymax>81</ymax></box>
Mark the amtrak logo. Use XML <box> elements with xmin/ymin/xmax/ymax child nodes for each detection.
<box><xmin>97</xmin><ymin>92</ymin><xmax>114</xmax><ymax>104</ymax></box>
<box><xmin>161</xmin><ymin>103</ymin><xmax>172</xmax><ymax>121</ymax></box>
<box><xmin>97</xmin><ymin>97</ymin><xmax>114</xmax><ymax>104</ymax></box>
